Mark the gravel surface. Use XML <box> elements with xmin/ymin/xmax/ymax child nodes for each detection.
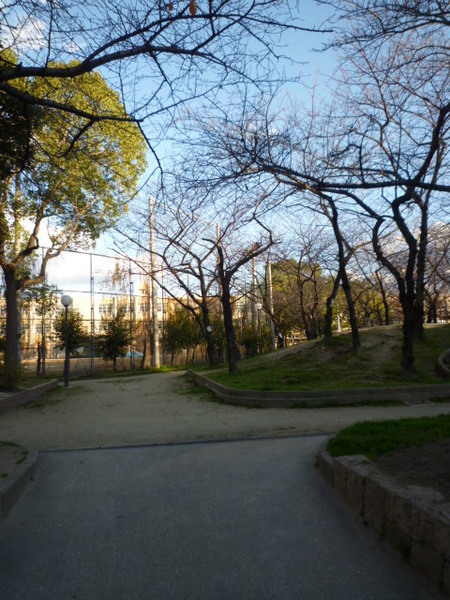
<box><xmin>1</xmin><ymin>371</ymin><xmax>450</xmax><ymax>452</ymax></box>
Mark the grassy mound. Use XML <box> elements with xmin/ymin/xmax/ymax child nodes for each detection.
<box><xmin>208</xmin><ymin>324</ymin><xmax>450</xmax><ymax>392</ymax></box>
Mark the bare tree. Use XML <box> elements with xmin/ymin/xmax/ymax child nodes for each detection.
<box><xmin>181</xmin><ymin>99</ymin><xmax>367</xmax><ymax>350</ymax></box>
<box><xmin>214</xmin><ymin>211</ymin><xmax>274</xmax><ymax>374</ymax></box>
<box><xmin>179</xmin><ymin>5</ymin><xmax>449</xmax><ymax>371</ymax></box>
<box><xmin>424</xmin><ymin>223</ymin><xmax>450</xmax><ymax>323</ymax></box>
<box><xmin>116</xmin><ymin>198</ymin><xmax>221</xmax><ymax>367</ymax></box>
<box><xmin>353</xmin><ymin>248</ymin><xmax>397</xmax><ymax>326</ymax></box>
<box><xmin>320</xmin><ymin>12</ymin><xmax>449</xmax><ymax>369</ymax></box>
<box><xmin>261</xmin><ymin>224</ymin><xmax>335</xmax><ymax>341</ymax></box>
<box><xmin>320</xmin><ymin>1</ymin><xmax>449</xmax><ymax>46</ymax></box>
<box><xmin>115</xmin><ymin>186</ymin><xmax>274</xmax><ymax>373</ymax></box>
<box><xmin>0</xmin><ymin>1</ymin><xmax>314</xmax><ymax>146</ymax></box>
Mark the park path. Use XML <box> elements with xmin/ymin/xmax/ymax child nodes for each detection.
<box><xmin>0</xmin><ymin>436</ymin><xmax>442</xmax><ymax>600</ymax></box>
<box><xmin>0</xmin><ymin>371</ymin><xmax>450</xmax><ymax>451</ymax></box>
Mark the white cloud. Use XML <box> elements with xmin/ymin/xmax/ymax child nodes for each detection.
<box><xmin>1</xmin><ymin>10</ymin><xmax>49</xmax><ymax>51</ymax></box>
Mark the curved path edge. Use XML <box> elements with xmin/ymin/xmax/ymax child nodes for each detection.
<box><xmin>189</xmin><ymin>369</ymin><xmax>450</xmax><ymax>408</ymax></box>
<box><xmin>317</xmin><ymin>449</ymin><xmax>450</xmax><ymax>597</ymax></box>
<box><xmin>0</xmin><ymin>380</ymin><xmax>59</xmax><ymax>416</ymax></box>
<box><xmin>0</xmin><ymin>381</ymin><xmax>58</xmax><ymax>520</ymax></box>
<box><xmin>0</xmin><ymin>446</ymin><xmax>38</xmax><ymax>522</ymax></box>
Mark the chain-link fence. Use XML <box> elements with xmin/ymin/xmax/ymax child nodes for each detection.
<box><xmin>0</xmin><ymin>247</ymin><xmax>202</xmax><ymax>376</ymax></box>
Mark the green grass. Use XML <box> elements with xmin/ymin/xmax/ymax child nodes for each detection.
<box><xmin>327</xmin><ymin>414</ymin><xmax>450</xmax><ymax>461</ymax></box>
<box><xmin>19</xmin><ymin>385</ymin><xmax>85</xmax><ymax>410</ymax></box>
<box><xmin>18</xmin><ymin>376</ymin><xmax>56</xmax><ymax>389</ymax></box>
<box><xmin>207</xmin><ymin>324</ymin><xmax>450</xmax><ymax>392</ymax></box>
<box><xmin>16</xmin><ymin>364</ymin><xmax>186</xmax><ymax>388</ymax></box>
<box><xmin>75</xmin><ymin>364</ymin><xmax>186</xmax><ymax>380</ymax></box>
<box><xmin>0</xmin><ymin>440</ymin><xmax>23</xmax><ymax>449</ymax></box>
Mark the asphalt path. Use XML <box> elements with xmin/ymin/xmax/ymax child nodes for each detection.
<box><xmin>0</xmin><ymin>436</ymin><xmax>442</xmax><ymax>600</ymax></box>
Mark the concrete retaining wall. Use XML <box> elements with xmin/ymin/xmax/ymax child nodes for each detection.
<box><xmin>189</xmin><ymin>370</ymin><xmax>450</xmax><ymax>408</ymax></box>
<box><xmin>317</xmin><ymin>451</ymin><xmax>450</xmax><ymax>597</ymax></box>
<box><xmin>0</xmin><ymin>380</ymin><xmax>58</xmax><ymax>416</ymax></box>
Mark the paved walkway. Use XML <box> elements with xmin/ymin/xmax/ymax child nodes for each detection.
<box><xmin>1</xmin><ymin>372</ymin><xmax>449</xmax><ymax>598</ymax></box>
<box><xmin>1</xmin><ymin>372</ymin><xmax>450</xmax><ymax>451</ymax></box>
<box><xmin>0</xmin><ymin>436</ymin><xmax>442</xmax><ymax>599</ymax></box>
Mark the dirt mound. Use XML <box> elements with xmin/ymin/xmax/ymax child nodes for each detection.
<box><xmin>376</xmin><ymin>439</ymin><xmax>450</xmax><ymax>501</ymax></box>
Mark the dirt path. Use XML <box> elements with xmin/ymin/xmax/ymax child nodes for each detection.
<box><xmin>1</xmin><ymin>372</ymin><xmax>450</xmax><ymax>451</ymax></box>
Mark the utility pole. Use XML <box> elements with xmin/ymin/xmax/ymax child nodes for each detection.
<box><xmin>14</xmin><ymin>174</ymin><xmax>21</xmax><ymax>365</ymax></box>
<box><xmin>41</xmin><ymin>247</ymin><xmax>46</xmax><ymax>375</ymax></box>
<box><xmin>252</xmin><ymin>257</ymin><xmax>258</xmax><ymax>330</ymax></box>
<box><xmin>90</xmin><ymin>252</ymin><xmax>95</xmax><ymax>375</ymax></box>
<box><xmin>216</xmin><ymin>223</ymin><xmax>226</xmax><ymax>363</ymax></box>
<box><xmin>266</xmin><ymin>257</ymin><xmax>276</xmax><ymax>351</ymax></box>
<box><xmin>149</xmin><ymin>196</ymin><xmax>160</xmax><ymax>368</ymax></box>
<box><xmin>129</xmin><ymin>259</ymin><xmax>134</xmax><ymax>370</ymax></box>
<box><xmin>216</xmin><ymin>222</ymin><xmax>222</xmax><ymax>316</ymax></box>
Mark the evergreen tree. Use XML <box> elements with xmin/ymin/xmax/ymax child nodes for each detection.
<box><xmin>53</xmin><ymin>309</ymin><xmax>88</xmax><ymax>355</ymax></box>
<box><xmin>97</xmin><ymin>307</ymin><xmax>130</xmax><ymax>371</ymax></box>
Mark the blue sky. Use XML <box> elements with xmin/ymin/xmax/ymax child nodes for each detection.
<box><xmin>91</xmin><ymin>2</ymin><xmax>338</xmax><ymax>259</ymax></box>
<box><xmin>13</xmin><ymin>1</ymin><xmax>338</xmax><ymax>291</ymax></box>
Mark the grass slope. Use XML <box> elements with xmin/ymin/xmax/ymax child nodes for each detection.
<box><xmin>209</xmin><ymin>324</ymin><xmax>450</xmax><ymax>392</ymax></box>
<box><xmin>326</xmin><ymin>415</ymin><xmax>450</xmax><ymax>460</ymax></box>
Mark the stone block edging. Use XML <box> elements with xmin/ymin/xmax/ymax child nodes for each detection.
<box><xmin>317</xmin><ymin>450</ymin><xmax>450</xmax><ymax>597</ymax></box>
<box><xmin>0</xmin><ymin>447</ymin><xmax>39</xmax><ymax>522</ymax></box>
<box><xmin>0</xmin><ymin>380</ymin><xmax>58</xmax><ymax>416</ymax></box>
<box><xmin>189</xmin><ymin>370</ymin><xmax>450</xmax><ymax>408</ymax></box>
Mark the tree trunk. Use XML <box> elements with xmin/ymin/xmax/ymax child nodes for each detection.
<box><xmin>3</xmin><ymin>267</ymin><xmax>20</xmax><ymax>388</ymax></box>
<box><xmin>381</xmin><ymin>291</ymin><xmax>390</xmax><ymax>325</ymax></box>
<box><xmin>426</xmin><ymin>296</ymin><xmax>438</xmax><ymax>324</ymax></box>
<box><xmin>277</xmin><ymin>332</ymin><xmax>284</xmax><ymax>348</ymax></box>
<box><xmin>298</xmin><ymin>280</ymin><xmax>310</xmax><ymax>338</ymax></box>
<box><xmin>323</xmin><ymin>274</ymin><xmax>341</xmax><ymax>341</ymax></box>
<box><xmin>36</xmin><ymin>342</ymin><xmax>42</xmax><ymax>375</ymax></box>
<box><xmin>221</xmin><ymin>277</ymin><xmax>240</xmax><ymax>374</ymax></box>
<box><xmin>372</xmin><ymin>214</ymin><xmax>418</xmax><ymax>373</ymax></box>
<box><xmin>414</xmin><ymin>205</ymin><xmax>428</xmax><ymax>340</ymax></box>
<box><xmin>309</xmin><ymin>290</ymin><xmax>319</xmax><ymax>340</ymax></box>
<box><xmin>140</xmin><ymin>339</ymin><xmax>146</xmax><ymax>369</ymax></box>
<box><xmin>327</xmin><ymin>196</ymin><xmax>361</xmax><ymax>351</ymax></box>
<box><xmin>42</xmin><ymin>338</ymin><xmax>46</xmax><ymax>376</ymax></box>
<box><xmin>201</xmin><ymin>303</ymin><xmax>218</xmax><ymax>368</ymax></box>
<box><xmin>375</xmin><ymin>272</ymin><xmax>390</xmax><ymax>326</ymax></box>
<box><xmin>400</xmin><ymin>293</ymin><xmax>416</xmax><ymax>372</ymax></box>
<box><xmin>323</xmin><ymin>297</ymin><xmax>334</xmax><ymax>342</ymax></box>
<box><xmin>205</xmin><ymin>329</ymin><xmax>218</xmax><ymax>368</ymax></box>
<box><xmin>340</xmin><ymin>267</ymin><xmax>361</xmax><ymax>351</ymax></box>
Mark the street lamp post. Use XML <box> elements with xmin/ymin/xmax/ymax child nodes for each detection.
<box><xmin>61</xmin><ymin>294</ymin><xmax>72</xmax><ymax>387</ymax></box>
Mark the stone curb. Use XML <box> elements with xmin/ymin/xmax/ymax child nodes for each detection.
<box><xmin>317</xmin><ymin>450</ymin><xmax>450</xmax><ymax>597</ymax></box>
<box><xmin>189</xmin><ymin>370</ymin><xmax>450</xmax><ymax>408</ymax></box>
<box><xmin>0</xmin><ymin>447</ymin><xmax>39</xmax><ymax>523</ymax></box>
<box><xmin>0</xmin><ymin>381</ymin><xmax>56</xmax><ymax>522</ymax></box>
<box><xmin>0</xmin><ymin>380</ymin><xmax>59</xmax><ymax>416</ymax></box>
